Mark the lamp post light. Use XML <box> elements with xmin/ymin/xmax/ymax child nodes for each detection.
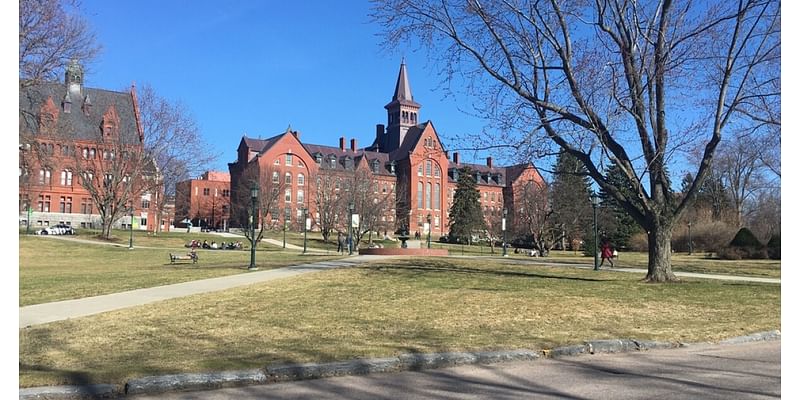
<box><xmin>688</xmin><ymin>221</ymin><xmax>693</xmax><ymax>255</ymax></box>
<box><xmin>129</xmin><ymin>204</ymin><xmax>134</xmax><ymax>250</ymax></box>
<box><xmin>283</xmin><ymin>213</ymin><xmax>287</xmax><ymax>249</ymax></box>
<box><xmin>502</xmin><ymin>208</ymin><xmax>508</xmax><ymax>257</ymax></box>
<box><xmin>590</xmin><ymin>193</ymin><xmax>601</xmax><ymax>271</ymax></box>
<box><xmin>301</xmin><ymin>207</ymin><xmax>308</xmax><ymax>254</ymax></box>
<box><xmin>249</xmin><ymin>183</ymin><xmax>259</xmax><ymax>271</ymax></box>
<box><xmin>426</xmin><ymin>213</ymin><xmax>432</xmax><ymax>249</ymax></box>
<box><xmin>348</xmin><ymin>202</ymin><xmax>355</xmax><ymax>255</ymax></box>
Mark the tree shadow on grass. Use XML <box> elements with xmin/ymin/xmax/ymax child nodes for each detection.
<box><xmin>362</xmin><ymin>261</ymin><xmax>610</xmax><ymax>283</ymax></box>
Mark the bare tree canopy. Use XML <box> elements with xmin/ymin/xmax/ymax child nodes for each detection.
<box><xmin>19</xmin><ymin>0</ymin><xmax>101</xmax><ymax>87</ymax></box>
<box><xmin>372</xmin><ymin>0</ymin><xmax>780</xmax><ymax>282</ymax></box>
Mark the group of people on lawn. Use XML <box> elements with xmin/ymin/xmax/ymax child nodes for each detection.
<box><xmin>186</xmin><ymin>239</ymin><xmax>243</xmax><ymax>251</ymax></box>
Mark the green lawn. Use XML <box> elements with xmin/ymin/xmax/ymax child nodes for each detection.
<box><xmin>20</xmin><ymin>257</ymin><xmax>779</xmax><ymax>387</ymax></box>
<box><xmin>19</xmin><ymin>235</ymin><xmax>344</xmax><ymax>306</ymax></box>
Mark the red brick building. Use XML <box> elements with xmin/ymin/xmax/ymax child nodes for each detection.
<box><xmin>228</xmin><ymin>62</ymin><xmax>544</xmax><ymax>237</ymax></box>
<box><xmin>175</xmin><ymin>171</ymin><xmax>232</xmax><ymax>230</ymax></box>
<box><xmin>19</xmin><ymin>61</ymin><xmax>160</xmax><ymax>232</ymax></box>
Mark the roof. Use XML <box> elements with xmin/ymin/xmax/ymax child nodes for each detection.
<box><xmin>19</xmin><ymin>82</ymin><xmax>141</xmax><ymax>146</ymax></box>
<box><xmin>303</xmin><ymin>143</ymin><xmax>395</xmax><ymax>175</ymax></box>
<box><xmin>387</xmin><ymin>122</ymin><xmax>428</xmax><ymax>160</ymax></box>
<box><xmin>385</xmin><ymin>61</ymin><xmax>421</xmax><ymax>109</ymax></box>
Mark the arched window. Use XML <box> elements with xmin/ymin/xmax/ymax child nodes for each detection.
<box><xmin>434</xmin><ymin>183</ymin><xmax>440</xmax><ymax>210</ymax></box>
<box><xmin>417</xmin><ymin>181</ymin><xmax>423</xmax><ymax>209</ymax></box>
<box><xmin>272</xmin><ymin>171</ymin><xmax>279</xmax><ymax>183</ymax></box>
<box><xmin>297</xmin><ymin>189</ymin><xmax>304</xmax><ymax>203</ymax></box>
<box><xmin>60</xmin><ymin>170</ymin><xmax>72</xmax><ymax>186</ymax></box>
<box><xmin>425</xmin><ymin>160</ymin><xmax>432</xmax><ymax>176</ymax></box>
<box><xmin>298</xmin><ymin>173</ymin><xmax>305</xmax><ymax>186</ymax></box>
<box><xmin>434</xmin><ymin>165</ymin><xmax>440</xmax><ymax>178</ymax></box>
<box><xmin>285</xmin><ymin>172</ymin><xmax>292</xmax><ymax>185</ymax></box>
<box><xmin>417</xmin><ymin>164</ymin><xmax>423</xmax><ymax>176</ymax></box>
<box><xmin>285</xmin><ymin>189</ymin><xmax>292</xmax><ymax>202</ymax></box>
<box><xmin>425</xmin><ymin>182</ymin><xmax>431</xmax><ymax>209</ymax></box>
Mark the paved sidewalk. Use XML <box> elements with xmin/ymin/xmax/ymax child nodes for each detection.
<box><xmin>19</xmin><ymin>255</ymin><xmax>384</xmax><ymax>327</ymax></box>
<box><xmin>492</xmin><ymin>257</ymin><xmax>781</xmax><ymax>284</ymax></box>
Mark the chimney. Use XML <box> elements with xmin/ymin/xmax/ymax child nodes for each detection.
<box><xmin>376</xmin><ymin>124</ymin><xmax>384</xmax><ymax>140</ymax></box>
<box><xmin>82</xmin><ymin>94</ymin><xmax>92</xmax><ymax>115</ymax></box>
<box><xmin>339</xmin><ymin>136</ymin><xmax>345</xmax><ymax>151</ymax></box>
<box><xmin>453</xmin><ymin>152</ymin><xmax>459</xmax><ymax>164</ymax></box>
<box><xmin>350</xmin><ymin>138</ymin><xmax>357</xmax><ymax>152</ymax></box>
<box><xmin>487</xmin><ymin>157</ymin><xmax>493</xmax><ymax>168</ymax></box>
<box><xmin>292</xmin><ymin>130</ymin><xmax>299</xmax><ymax>140</ymax></box>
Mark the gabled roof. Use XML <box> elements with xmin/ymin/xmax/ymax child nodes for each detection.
<box><xmin>303</xmin><ymin>143</ymin><xmax>395</xmax><ymax>175</ymax></box>
<box><xmin>19</xmin><ymin>82</ymin><xmax>141</xmax><ymax>146</ymax></box>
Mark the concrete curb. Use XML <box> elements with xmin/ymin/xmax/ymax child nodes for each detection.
<box><xmin>19</xmin><ymin>331</ymin><xmax>780</xmax><ymax>399</ymax></box>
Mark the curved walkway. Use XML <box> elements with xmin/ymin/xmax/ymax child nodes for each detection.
<box><xmin>19</xmin><ymin>255</ymin><xmax>385</xmax><ymax>327</ymax></box>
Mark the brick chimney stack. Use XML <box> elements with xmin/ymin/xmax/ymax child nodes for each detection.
<box><xmin>487</xmin><ymin>157</ymin><xmax>493</xmax><ymax>168</ymax></box>
<box><xmin>453</xmin><ymin>152</ymin><xmax>459</xmax><ymax>164</ymax></box>
<box><xmin>350</xmin><ymin>138</ymin><xmax>357</xmax><ymax>152</ymax></box>
<box><xmin>339</xmin><ymin>136</ymin><xmax>345</xmax><ymax>151</ymax></box>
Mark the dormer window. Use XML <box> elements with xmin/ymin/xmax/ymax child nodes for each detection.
<box><xmin>389</xmin><ymin>161</ymin><xmax>396</xmax><ymax>175</ymax></box>
<box><xmin>344</xmin><ymin>156</ymin><xmax>353</xmax><ymax>169</ymax></box>
<box><xmin>329</xmin><ymin>155</ymin><xmax>337</xmax><ymax>169</ymax></box>
<box><xmin>314</xmin><ymin>153</ymin><xmax>323</xmax><ymax>164</ymax></box>
<box><xmin>371</xmin><ymin>160</ymin><xmax>380</xmax><ymax>173</ymax></box>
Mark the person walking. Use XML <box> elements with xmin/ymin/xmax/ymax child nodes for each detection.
<box><xmin>337</xmin><ymin>231</ymin><xmax>344</xmax><ymax>254</ymax></box>
<box><xmin>599</xmin><ymin>239</ymin><xmax>615</xmax><ymax>268</ymax></box>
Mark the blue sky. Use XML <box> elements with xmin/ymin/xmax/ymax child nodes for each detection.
<box><xmin>78</xmin><ymin>0</ymin><xmax>494</xmax><ymax>172</ymax></box>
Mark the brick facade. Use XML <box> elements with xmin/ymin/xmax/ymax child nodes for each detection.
<box><xmin>175</xmin><ymin>171</ymin><xmax>232</xmax><ymax>230</ymax></box>
<box><xmin>19</xmin><ymin>61</ymin><xmax>161</xmax><ymax>232</ymax></box>
<box><xmin>227</xmin><ymin>62</ymin><xmax>545</xmax><ymax>238</ymax></box>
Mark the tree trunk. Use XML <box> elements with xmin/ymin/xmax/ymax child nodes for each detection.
<box><xmin>645</xmin><ymin>223</ymin><xmax>679</xmax><ymax>282</ymax></box>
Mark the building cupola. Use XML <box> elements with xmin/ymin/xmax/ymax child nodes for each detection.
<box><xmin>383</xmin><ymin>59</ymin><xmax>422</xmax><ymax>152</ymax></box>
<box><xmin>65</xmin><ymin>59</ymin><xmax>84</xmax><ymax>97</ymax></box>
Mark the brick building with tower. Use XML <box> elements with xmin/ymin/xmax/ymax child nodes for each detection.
<box><xmin>227</xmin><ymin>62</ymin><xmax>545</xmax><ymax>238</ymax></box>
<box><xmin>19</xmin><ymin>60</ymin><xmax>162</xmax><ymax>233</ymax></box>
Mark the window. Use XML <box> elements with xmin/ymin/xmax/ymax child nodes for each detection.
<box><xmin>315</xmin><ymin>154</ymin><xmax>323</xmax><ymax>164</ymax></box>
<box><xmin>285</xmin><ymin>154</ymin><xmax>293</xmax><ymax>166</ymax></box>
<box><xmin>297</xmin><ymin>189</ymin><xmax>304</xmax><ymax>203</ymax></box>
<box><xmin>142</xmin><ymin>199</ymin><xmax>150</xmax><ymax>209</ymax></box>
<box><xmin>285</xmin><ymin>172</ymin><xmax>292</xmax><ymax>185</ymax></box>
<box><xmin>434</xmin><ymin>165</ymin><xmax>440</xmax><ymax>178</ymax></box>
<box><xmin>285</xmin><ymin>188</ymin><xmax>292</xmax><ymax>202</ymax></box>
<box><xmin>417</xmin><ymin>182</ymin><xmax>423</xmax><ymax>208</ymax></box>
<box><xmin>284</xmin><ymin>207</ymin><xmax>292</xmax><ymax>222</ymax></box>
<box><xmin>60</xmin><ymin>170</ymin><xmax>72</xmax><ymax>186</ymax></box>
<box><xmin>89</xmin><ymin>148</ymin><xmax>96</xmax><ymax>159</ymax></box>
<box><xmin>203</xmin><ymin>188</ymin><xmax>210</xmax><ymax>196</ymax></box>
<box><xmin>270</xmin><ymin>208</ymin><xmax>279</xmax><ymax>222</ymax></box>
<box><xmin>425</xmin><ymin>160</ymin><xmax>432</xmax><ymax>177</ymax></box>
<box><xmin>330</xmin><ymin>156</ymin><xmax>337</xmax><ymax>169</ymax></box>
<box><xmin>382</xmin><ymin>184</ymin><xmax>387</xmax><ymax>194</ymax></box>
<box><xmin>425</xmin><ymin>182</ymin><xmax>431</xmax><ymax>209</ymax></box>
<box><xmin>298</xmin><ymin>173</ymin><xmax>305</xmax><ymax>186</ymax></box>
<box><xmin>38</xmin><ymin>195</ymin><xmax>50</xmax><ymax>212</ymax></box>
<box><xmin>274</xmin><ymin>159</ymin><xmax>280</xmax><ymax>165</ymax></box>
<box><xmin>81</xmin><ymin>148</ymin><xmax>88</xmax><ymax>158</ymax></box>
<box><xmin>80</xmin><ymin>198</ymin><xmax>91</xmax><ymax>214</ymax></box>
<box><xmin>417</xmin><ymin>165</ymin><xmax>423</xmax><ymax>176</ymax></box>
<box><xmin>103</xmin><ymin>150</ymin><xmax>110</xmax><ymax>160</ymax></box>
<box><xmin>83</xmin><ymin>171</ymin><xmax>93</xmax><ymax>184</ymax></box>
<box><xmin>272</xmin><ymin>171</ymin><xmax>279</xmax><ymax>183</ymax></box>
<box><xmin>103</xmin><ymin>174</ymin><xmax>113</xmax><ymax>187</ymax></box>
<box><xmin>298</xmin><ymin>160</ymin><xmax>304</xmax><ymax>168</ymax></box>
<box><xmin>39</xmin><ymin>169</ymin><xmax>51</xmax><ymax>185</ymax></box>
<box><xmin>140</xmin><ymin>218</ymin><xmax>147</xmax><ymax>227</ymax></box>
<box><xmin>222</xmin><ymin>189</ymin><xmax>230</xmax><ymax>197</ymax></box>
<box><xmin>491</xmin><ymin>192</ymin><xmax>495</xmax><ymax>202</ymax></box>
<box><xmin>59</xmin><ymin>197</ymin><xmax>66</xmax><ymax>213</ymax></box>
<box><xmin>434</xmin><ymin>183</ymin><xmax>440</xmax><ymax>210</ymax></box>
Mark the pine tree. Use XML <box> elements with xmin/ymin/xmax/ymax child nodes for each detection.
<box><xmin>599</xmin><ymin>160</ymin><xmax>642</xmax><ymax>249</ymax></box>
<box><xmin>551</xmin><ymin>152</ymin><xmax>593</xmax><ymax>250</ymax></box>
<box><xmin>448</xmin><ymin>166</ymin><xmax>485</xmax><ymax>244</ymax></box>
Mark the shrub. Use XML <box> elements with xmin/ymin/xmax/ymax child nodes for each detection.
<box><xmin>729</xmin><ymin>227</ymin><xmax>763</xmax><ymax>247</ymax></box>
<box><xmin>767</xmin><ymin>234</ymin><xmax>781</xmax><ymax>260</ymax></box>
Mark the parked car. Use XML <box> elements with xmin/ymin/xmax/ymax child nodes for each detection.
<box><xmin>38</xmin><ymin>224</ymin><xmax>74</xmax><ymax>235</ymax></box>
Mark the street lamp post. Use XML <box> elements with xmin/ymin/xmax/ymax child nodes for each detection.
<box><xmin>590</xmin><ymin>193</ymin><xmax>601</xmax><ymax>271</ymax></box>
<box><xmin>129</xmin><ymin>205</ymin><xmax>134</xmax><ymax>250</ymax></box>
<box><xmin>688</xmin><ymin>222</ymin><xmax>693</xmax><ymax>255</ymax></box>
<box><xmin>302</xmin><ymin>207</ymin><xmax>308</xmax><ymax>254</ymax></box>
<box><xmin>348</xmin><ymin>202</ymin><xmax>355</xmax><ymax>255</ymax></box>
<box><xmin>502</xmin><ymin>208</ymin><xmax>508</xmax><ymax>257</ymax></box>
<box><xmin>283</xmin><ymin>213</ymin><xmax>287</xmax><ymax>249</ymax></box>
<box><xmin>249</xmin><ymin>183</ymin><xmax>259</xmax><ymax>271</ymax></box>
<box><xmin>426</xmin><ymin>213</ymin><xmax>431</xmax><ymax>249</ymax></box>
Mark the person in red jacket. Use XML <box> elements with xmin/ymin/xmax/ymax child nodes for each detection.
<box><xmin>599</xmin><ymin>239</ymin><xmax>615</xmax><ymax>268</ymax></box>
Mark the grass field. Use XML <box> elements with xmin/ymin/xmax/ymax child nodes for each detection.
<box><xmin>19</xmin><ymin>235</ymin><xmax>344</xmax><ymax>306</ymax></box>
<box><xmin>19</xmin><ymin>256</ymin><xmax>780</xmax><ymax>387</ymax></box>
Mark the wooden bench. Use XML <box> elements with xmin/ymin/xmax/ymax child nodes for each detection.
<box><xmin>169</xmin><ymin>252</ymin><xmax>198</xmax><ymax>264</ymax></box>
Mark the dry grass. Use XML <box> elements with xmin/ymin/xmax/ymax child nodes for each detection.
<box><xmin>19</xmin><ymin>235</ymin><xmax>343</xmax><ymax>306</ymax></box>
<box><xmin>19</xmin><ymin>257</ymin><xmax>779</xmax><ymax>387</ymax></box>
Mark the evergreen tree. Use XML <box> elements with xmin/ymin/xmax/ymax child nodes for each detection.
<box><xmin>599</xmin><ymin>160</ymin><xmax>642</xmax><ymax>249</ymax></box>
<box><xmin>551</xmin><ymin>152</ymin><xmax>593</xmax><ymax>249</ymax></box>
<box><xmin>448</xmin><ymin>166</ymin><xmax>485</xmax><ymax>243</ymax></box>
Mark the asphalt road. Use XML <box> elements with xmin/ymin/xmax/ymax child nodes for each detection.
<box><xmin>129</xmin><ymin>340</ymin><xmax>780</xmax><ymax>400</ymax></box>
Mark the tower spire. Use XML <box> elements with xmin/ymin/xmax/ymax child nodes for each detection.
<box><xmin>383</xmin><ymin>61</ymin><xmax>422</xmax><ymax>152</ymax></box>
<box><xmin>392</xmin><ymin>60</ymin><xmax>415</xmax><ymax>103</ymax></box>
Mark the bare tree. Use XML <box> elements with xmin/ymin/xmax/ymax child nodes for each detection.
<box><xmin>513</xmin><ymin>180</ymin><xmax>560</xmax><ymax>254</ymax></box>
<box><xmin>138</xmin><ymin>84</ymin><xmax>218</xmax><ymax>233</ymax></box>
<box><xmin>372</xmin><ymin>0</ymin><xmax>780</xmax><ymax>282</ymax></box>
<box><xmin>314</xmin><ymin>172</ymin><xmax>345</xmax><ymax>242</ymax></box>
<box><xmin>71</xmin><ymin>137</ymin><xmax>153</xmax><ymax>239</ymax></box>
<box><xmin>19</xmin><ymin>0</ymin><xmax>100</xmax><ymax>88</ymax></box>
<box><xmin>234</xmin><ymin>166</ymin><xmax>288</xmax><ymax>244</ymax></box>
<box><xmin>342</xmin><ymin>168</ymin><xmax>396</xmax><ymax>248</ymax></box>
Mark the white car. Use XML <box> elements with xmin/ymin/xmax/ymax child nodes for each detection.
<box><xmin>38</xmin><ymin>224</ymin><xmax>74</xmax><ymax>235</ymax></box>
